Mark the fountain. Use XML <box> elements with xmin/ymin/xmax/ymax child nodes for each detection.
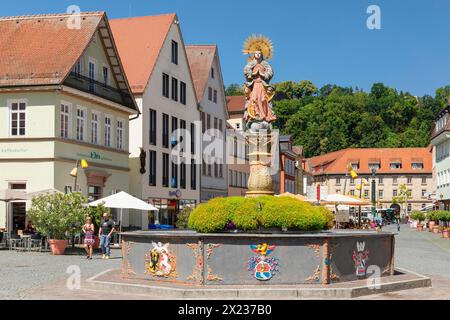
<box><xmin>106</xmin><ymin>36</ymin><xmax>427</xmax><ymax>298</ymax></box>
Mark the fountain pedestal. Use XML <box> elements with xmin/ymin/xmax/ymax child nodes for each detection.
<box><xmin>246</xmin><ymin>132</ymin><xmax>275</xmax><ymax>197</ymax></box>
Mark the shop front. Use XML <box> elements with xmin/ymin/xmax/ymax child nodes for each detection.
<box><xmin>148</xmin><ymin>189</ymin><xmax>197</xmax><ymax>227</ymax></box>
<box><xmin>0</xmin><ymin>139</ymin><xmax>131</xmax><ymax>234</ymax></box>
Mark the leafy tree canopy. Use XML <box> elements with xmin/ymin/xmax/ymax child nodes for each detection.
<box><xmin>265</xmin><ymin>81</ymin><xmax>443</xmax><ymax>158</ymax></box>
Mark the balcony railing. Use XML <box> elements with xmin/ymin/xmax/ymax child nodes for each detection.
<box><xmin>64</xmin><ymin>72</ymin><xmax>135</xmax><ymax>109</ymax></box>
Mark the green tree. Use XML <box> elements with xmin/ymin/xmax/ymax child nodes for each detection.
<box><xmin>392</xmin><ymin>184</ymin><xmax>412</xmax><ymax>218</ymax></box>
<box><xmin>298</xmin><ymin>80</ymin><xmax>318</xmax><ymax>97</ymax></box>
<box><xmin>225</xmin><ymin>83</ymin><xmax>243</xmax><ymax>96</ymax></box>
<box><xmin>27</xmin><ymin>192</ymin><xmax>89</xmax><ymax>240</ymax></box>
<box><xmin>272</xmin><ymin>80</ymin><xmax>442</xmax><ymax>157</ymax></box>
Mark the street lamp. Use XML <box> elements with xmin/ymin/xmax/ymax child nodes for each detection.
<box><xmin>371</xmin><ymin>168</ymin><xmax>377</xmax><ymax>221</ymax></box>
<box><xmin>357</xmin><ymin>178</ymin><xmax>369</xmax><ymax>227</ymax></box>
<box><xmin>70</xmin><ymin>159</ymin><xmax>89</xmax><ymax>192</ymax></box>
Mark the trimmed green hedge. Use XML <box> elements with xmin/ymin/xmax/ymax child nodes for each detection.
<box><xmin>188</xmin><ymin>196</ymin><xmax>334</xmax><ymax>233</ymax></box>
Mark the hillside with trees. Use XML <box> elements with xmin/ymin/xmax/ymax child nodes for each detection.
<box><xmin>225</xmin><ymin>81</ymin><xmax>448</xmax><ymax>158</ymax></box>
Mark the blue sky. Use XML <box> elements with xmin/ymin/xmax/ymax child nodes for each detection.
<box><xmin>2</xmin><ymin>0</ymin><xmax>450</xmax><ymax>96</ymax></box>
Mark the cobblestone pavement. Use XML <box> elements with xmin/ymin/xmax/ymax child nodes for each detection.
<box><xmin>359</xmin><ymin>223</ymin><xmax>450</xmax><ymax>299</ymax></box>
<box><xmin>386</xmin><ymin>223</ymin><xmax>450</xmax><ymax>277</ymax></box>
<box><xmin>1</xmin><ymin>224</ymin><xmax>450</xmax><ymax>300</ymax></box>
<box><xmin>0</xmin><ymin>246</ymin><xmax>122</xmax><ymax>299</ymax></box>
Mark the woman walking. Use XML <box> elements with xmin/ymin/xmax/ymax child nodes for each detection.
<box><xmin>82</xmin><ymin>217</ymin><xmax>95</xmax><ymax>260</ymax></box>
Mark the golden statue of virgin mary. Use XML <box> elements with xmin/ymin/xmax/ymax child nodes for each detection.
<box><xmin>242</xmin><ymin>35</ymin><xmax>277</xmax><ymax>129</ymax></box>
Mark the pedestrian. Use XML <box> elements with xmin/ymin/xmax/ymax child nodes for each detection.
<box><xmin>98</xmin><ymin>212</ymin><xmax>115</xmax><ymax>259</ymax></box>
<box><xmin>82</xmin><ymin>216</ymin><xmax>95</xmax><ymax>260</ymax></box>
<box><xmin>397</xmin><ymin>223</ymin><xmax>400</xmax><ymax>232</ymax></box>
<box><xmin>24</xmin><ymin>221</ymin><xmax>35</xmax><ymax>235</ymax></box>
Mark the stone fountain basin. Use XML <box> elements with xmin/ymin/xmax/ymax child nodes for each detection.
<box><xmin>120</xmin><ymin>230</ymin><xmax>395</xmax><ymax>286</ymax></box>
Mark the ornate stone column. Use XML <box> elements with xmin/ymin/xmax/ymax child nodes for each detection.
<box><xmin>246</xmin><ymin>132</ymin><xmax>275</xmax><ymax>197</ymax></box>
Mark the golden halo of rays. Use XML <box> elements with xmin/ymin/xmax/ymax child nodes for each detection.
<box><xmin>242</xmin><ymin>34</ymin><xmax>274</xmax><ymax>60</ymax></box>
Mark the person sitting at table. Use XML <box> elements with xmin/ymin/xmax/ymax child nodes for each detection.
<box><xmin>24</xmin><ymin>221</ymin><xmax>35</xmax><ymax>235</ymax></box>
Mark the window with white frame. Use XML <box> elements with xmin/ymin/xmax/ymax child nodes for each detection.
<box><xmin>104</xmin><ymin>115</ymin><xmax>112</xmax><ymax>147</ymax></box>
<box><xmin>76</xmin><ymin>107</ymin><xmax>86</xmax><ymax>141</ymax></box>
<box><xmin>60</xmin><ymin>102</ymin><xmax>71</xmax><ymax>139</ymax></box>
<box><xmin>9</xmin><ymin>100</ymin><xmax>26</xmax><ymax>136</ymax></box>
<box><xmin>102</xmin><ymin>66</ymin><xmax>109</xmax><ymax>86</ymax></box>
<box><xmin>116</xmin><ymin>119</ymin><xmax>124</xmax><ymax>150</ymax></box>
<box><xmin>74</xmin><ymin>58</ymin><xmax>83</xmax><ymax>77</ymax></box>
<box><xmin>91</xmin><ymin>112</ymin><xmax>99</xmax><ymax>144</ymax></box>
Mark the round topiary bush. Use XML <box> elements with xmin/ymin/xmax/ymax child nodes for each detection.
<box><xmin>435</xmin><ymin>210</ymin><xmax>450</xmax><ymax>223</ymax></box>
<box><xmin>411</xmin><ymin>211</ymin><xmax>425</xmax><ymax>222</ymax></box>
<box><xmin>427</xmin><ymin>211</ymin><xmax>438</xmax><ymax>222</ymax></box>
<box><xmin>188</xmin><ymin>196</ymin><xmax>333</xmax><ymax>233</ymax></box>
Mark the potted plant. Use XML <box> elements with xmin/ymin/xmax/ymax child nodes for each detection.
<box><xmin>28</xmin><ymin>192</ymin><xmax>88</xmax><ymax>255</ymax></box>
<box><xmin>433</xmin><ymin>211</ymin><xmax>447</xmax><ymax>234</ymax></box>
<box><xmin>411</xmin><ymin>211</ymin><xmax>425</xmax><ymax>231</ymax></box>
<box><xmin>443</xmin><ymin>227</ymin><xmax>450</xmax><ymax>239</ymax></box>
<box><xmin>437</xmin><ymin>211</ymin><xmax>450</xmax><ymax>238</ymax></box>
<box><xmin>427</xmin><ymin>211</ymin><xmax>437</xmax><ymax>232</ymax></box>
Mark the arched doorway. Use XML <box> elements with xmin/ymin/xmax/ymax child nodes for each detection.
<box><xmin>390</xmin><ymin>204</ymin><xmax>402</xmax><ymax>221</ymax></box>
<box><xmin>390</xmin><ymin>204</ymin><xmax>401</xmax><ymax>213</ymax></box>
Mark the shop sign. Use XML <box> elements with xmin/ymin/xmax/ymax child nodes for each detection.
<box><xmin>169</xmin><ymin>190</ymin><xmax>182</xmax><ymax>198</ymax></box>
<box><xmin>76</xmin><ymin>151</ymin><xmax>113</xmax><ymax>162</ymax></box>
<box><xmin>0</xmin><ymin>147</ymin><xmax>28</xmax><ymax>154</ymax></box>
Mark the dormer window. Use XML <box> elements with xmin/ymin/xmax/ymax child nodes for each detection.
<box><xmin>412</xmin><ymin>162</ymin><xmax>424</xmax><ymax>169</ymax></box>
<box><xmin>368</xmin><ymin>159</ymin><xmax>381</xmax><ymax>171</ymax></box>
<box><xmin>390</xmin><ymin>161</ymin><xmax>402</xmax><ymax>170</ymax></box>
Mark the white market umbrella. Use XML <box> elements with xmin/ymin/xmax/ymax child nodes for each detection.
<box><xmin>321</xmin><ymin>194</ymin><xmax>371</xmax><ymax>206</ymax></box>
<box><xmin>88</xmin><ymin>191</ymin><xmax>158</xmax><ymax>237</ymax></box>
<box><xmin>321</xmin><ymin>194</ymin><xmax>371</xmax><ymax>229</ymax></box>
<box><xmin>0</xmin><ymin>189</ymin><xmax>27</xmax><ymax>234</ymax></box>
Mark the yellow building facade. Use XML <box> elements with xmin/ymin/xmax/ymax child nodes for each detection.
<box><xmin>0</xmin><ymin>12</ymin><xmax>138</xmax><ymax>233</ymax></box>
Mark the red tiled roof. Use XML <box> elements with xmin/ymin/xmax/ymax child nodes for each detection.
<box><xmin>110</xmin><ymin>14</ymin><xmax>176</xmax><ymax>94</ymax></box>
<box><xmin>226</xmin><ymin>95</ymin><xmax>246</xmax><ymax>114</ymax></box>
<box><xmin>0</xmin><ymin>12</ymin><xmax>104</xmax><ymax>86</ymax></box>
<box><xmin>185</xmin><ymin>45</ymin><xmax>216</xmax><ymax>102</ymax></box>
<box><xmin>307</xmin><ymin>148</ymin><xmax>432</xmax><ymax>175</ymax></box>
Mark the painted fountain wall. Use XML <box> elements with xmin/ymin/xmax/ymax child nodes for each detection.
<box><xmin>121</xmin><ymin>231</ymin><xmax>395</xmax><ymax>286</ymax></box>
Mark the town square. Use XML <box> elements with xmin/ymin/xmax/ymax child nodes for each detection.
<box><xmin>1</xmin><ymin>0</ymin><xmax>450</xmax><ymax>309</ymax></box>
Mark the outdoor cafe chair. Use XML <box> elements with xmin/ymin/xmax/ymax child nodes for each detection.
<box><xmin>0</xmin><ymin>231</ymin><xmax>5</xmax><ymax>249</ymax></box>
<box><xmin>9</xmin><ymin>234</ymin><xmax>22</xmax><ymax>251</ymax></box>
<box><xmin>29</xmin><ymin>234</ymin><xmax>43</xmax><ymax>252</ymax></box>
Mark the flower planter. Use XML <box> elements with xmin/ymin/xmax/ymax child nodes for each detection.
<box><xmin>428</xmin><ymin>221</ymin><xmax>436</xmax><ymax>232</ymax></box>
<box><xmin>417</xmin><ymin>224</ymin><xmax>424</xmax><ymax>231</ymax></box>
<box><xmin>432</xmin><ymin>226</ymin><xmax>440</xmax><ymax>234</ymax></box>
<box><xmin>48</xmin><ymin>239</ymin><xmax>68</xmax><ymax>255</ymax></box>
<box><xmin>442</xmin><ymin>230</ymin><xmax>450</xmax><ymax>239</ymax></box>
